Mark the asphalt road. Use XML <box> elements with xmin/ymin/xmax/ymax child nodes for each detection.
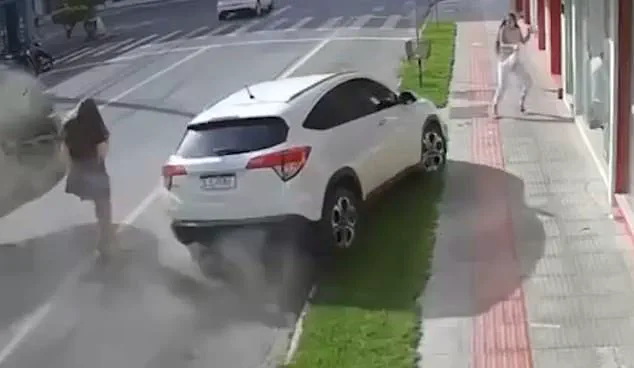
<box><xmin>0</xmin><ymin>0</ymin><xmax>417</xmax><ymax>366</ymax></box>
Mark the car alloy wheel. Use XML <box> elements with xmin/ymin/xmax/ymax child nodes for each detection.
<box><xmin>330</xmin><ymin>194</ymin><xmax>358</xmax><ymax>248</ymax></box>
<box><xmin>420</xmin><ymin>125</ymin><xmax>446</xmax><ymax>172</ymax></box>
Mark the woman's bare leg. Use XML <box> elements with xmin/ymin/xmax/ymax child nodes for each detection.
<box><xmin>94</xmin><ymin>197</ymin><xmax>115</xmax><ymax>255</ymax></box>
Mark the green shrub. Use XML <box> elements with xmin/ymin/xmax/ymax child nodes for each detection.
<box><xmin>50</xmin><ymin>6</ymin><xmax>91</xmax><ymax>26</ymax></box>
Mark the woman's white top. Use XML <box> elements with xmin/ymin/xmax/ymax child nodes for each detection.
<box><xmin>498</xmin><ymin>26</ymin><xmax>523</xmax><ymax>62</ymax></box>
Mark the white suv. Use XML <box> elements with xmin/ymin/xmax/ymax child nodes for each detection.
<box><xmin>162</xmin><ymin>71</ymin><xmax>447</xmax><ymax>253</ymax></box>
<box><xmin>217</xmin><ymin>0</ymin><xmax>274</xmax><ymax>19</ymax></box>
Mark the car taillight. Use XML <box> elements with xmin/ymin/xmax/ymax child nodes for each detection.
<box><xmin>246</xmin><ymin>146</ymin><xmax>311</xmax><ymax>181</ymax></box>
<box><xmin>161</xmin><ymin>164</ymin><xmax>187</xmax><ymax>190</ymax></box>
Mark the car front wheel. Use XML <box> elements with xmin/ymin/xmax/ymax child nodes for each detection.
<box><xmin>318</xmin><ymin>186</ymin><xmax>361</xmax><ymax>251</ymax></box>
<box><xmin>419</xmin><ymin>123</ymin><xmax>447</xmax><ymax>172</ymax></box>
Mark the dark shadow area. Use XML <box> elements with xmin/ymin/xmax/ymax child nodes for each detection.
<box><xmin>0</xmin><ymin>220</ymin><xmax>317</xmax><ymax>367</ymax></box>
<box><xmin>50</xmin><ymin>95</ymin><xmax>197</xmax><ymax>119</ymax></box>
<box><xmin>306</xmin><ymin>160</ymin><xmax>545</xmax><ymax>318</ymax></box>
<box><xmin>449</xmin><ymin>104</ymin><xmax>490</xmax><ymax>119</ymax></box>
<box><xmin>510</xmin><ymin>111</ymin><xmax>574</xmax><ymax>123</ymax></box>
<box><xmin>423</xmin><ymin>160</ymin><xmax>545</xmax><ymax>318</ymax></box>
<box><xmin>0</xmin><ymin>223</ymin><xmax>117</xmax><ymax>330</ymax></box>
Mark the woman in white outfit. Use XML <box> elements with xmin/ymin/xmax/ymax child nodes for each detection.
<box><xmin>492</xmin><ymin>13</ymin><xmax>533</xmax><ymax>117</ymax></box>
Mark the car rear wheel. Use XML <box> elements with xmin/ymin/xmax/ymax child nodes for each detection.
<box><xmin>419</xmin><ymin>123</ymin><xmax>447</xmax><ymax>172</ymax></box>
<box><xmin>171</xmin><ymin>224</ymin><xmax>195</xmax><ymax>245</ymax></box>
<box><xmin>318</xmin><ymin>186</ymin><xmax>361</xmax><ymax>251</ymax></box>
<box><xmin>253</xmin><ymin>1</ymin><xmax>262</xmax><ymax>16</ymax></box>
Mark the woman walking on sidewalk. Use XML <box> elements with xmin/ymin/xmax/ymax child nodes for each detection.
<box><xmin>492</xmin><ymin>12</ymin><xmax>533</xmax><ymax>117</ymax></box>
<box><xmin>61</xmin><ymin>98</ymin><xmax>116</xmax><ymax>259</ymax></box>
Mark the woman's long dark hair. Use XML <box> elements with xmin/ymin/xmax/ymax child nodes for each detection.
<box><xmin>494</xmin><ymin>13</ymin><xmax>518</xmax><ymax>55</ymax></box>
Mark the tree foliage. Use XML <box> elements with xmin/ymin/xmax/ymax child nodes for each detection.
<box><xmin>50</xmin><ymin>0</ymin><xmax>98</xmax><ymax>38</ymax></box>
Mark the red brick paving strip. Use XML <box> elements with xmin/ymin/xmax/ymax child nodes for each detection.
<box><xmin>467</xmin><ymin>21</ymin><xmax>534</xmax><ymax>368</ymax></box>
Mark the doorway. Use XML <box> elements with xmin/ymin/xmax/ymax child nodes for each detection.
<box><xmin>2</xmin><ymin>2</ymin><xmax>20</xmax><ymax>54</ymax></box>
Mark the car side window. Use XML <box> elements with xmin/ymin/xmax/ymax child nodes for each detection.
<box><xmin>303</xmin><ymin>80</ymin><xmax>376</xmax><ymax>130</ymax></box>
<box><xmin>357</xmin><ymin>78</ymin><xmax>398</xmax><ymax>108</ymax></box>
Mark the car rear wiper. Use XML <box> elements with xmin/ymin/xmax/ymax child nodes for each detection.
<box><xmin>212</xmin><ymin>148</ymin><xmax>252</xmax><ymax>156</ymax></box>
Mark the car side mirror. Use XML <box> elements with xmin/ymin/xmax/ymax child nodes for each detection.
<box><xmin>398</xmin><ymin>91</ymin><xmax>417</xmax><ymax>104</ymax></box>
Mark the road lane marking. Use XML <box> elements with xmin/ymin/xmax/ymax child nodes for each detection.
<box><xmin>285</xmin><ymin>17</ymin><xmax>313</xmax><ymax>32</ymax></box>
<box><xmin>270</xmin><ymin>5</ymin><xmax>290</xmax><ymax>17</ymax></box>
<box><xmin>63</xmin><ymin>46</ymin><xmax>101</xmax><ymax>63</ymax></box>
<box><xmin>56</xmin><ymin>47</ymin><xmax>90</xmax><ymax>63</ymax></box>
<box><xmin>208</xmin><ymin>23</ymin><xmax>234</xmax><ymax>36</ymax></box>
<box><xmin>117</xmin><ymin>33</ymin><xmax>160</xmax><ymax>53</ymax></box>
<box><xmin>227</xmin><ymin>20</ymin><xmax>261</xmax><ymax>36</ymax></box>
<box><xmin>316</xmin><ymin>16</ymin><xmax>342</xmax><ymax>31</ymax></box>
<box><xmin>380</xmin><ymin>15</ymin><xmax>401</xmax><ymax>29</ymax></box>
<box><xmin>263</xmin><ymin>18</ymin><xmax>287</xmax><ymax>31</ymax></box>
<box><xmin>92</xmin><ymin>38</ymin><xmax>135</xmax><ymax>56</ymax></box>
<box><xmin>348</xmin><ymin>14</ymin><xmax>373</xmax><ymax>29</ymax></box>
<box><xmin>151</xmin><ymin>30</ymin><xmax>182</xmax><ymax>45</ymax></box>
<box><xmin>2</xmin><ymin>45</ymin><xmax>216</xmax><ymax>366</ymax></box>
<box><xmin>183</xmin><ymin>26</ymin><xmax>210</xmax><ymax>38</ymax></box>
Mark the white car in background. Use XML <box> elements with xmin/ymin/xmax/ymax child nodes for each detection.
<box><xmin>162</xmin><ymin>71</ymin><xmax>447</xmax><ymax>258</ymax></box>
<box><xmin>217</xmin><ymin>0</ymin><xmax>274</xmax><ymax>19</ymax></box>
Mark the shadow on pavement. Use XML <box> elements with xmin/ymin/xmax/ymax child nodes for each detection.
<box><xmin>0</xmin><ymin>223</ymin><xmax>118</xmax><ymax>331</ymax></box>
<box><xmin>305</xmin><ymin>160</ymin><xmax>545</xmax><ymax>318</ymax></box>
<box><xmin>424</xmin><ymin>160</ymin><xmax>545</xmax><ymax>318</ymax></box>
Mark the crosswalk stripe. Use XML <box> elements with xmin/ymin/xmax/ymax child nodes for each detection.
<box><xmin>263</xmin><ymin>17</ymin><xmax>287</xmax><ymax>31</ymax></box>
<box><xmin>380</xmin><ymin>15</ymin><xmax>401</xmax><ymax>29</ymax></box>
<box><xmin>284</xmin><ymin>16</ymin><xmax>313</xmax><ymax>32</ymax></box>
<box><xmin>118</xmin><ymin>34</ymin><xmax>160</xmax><ymax>53</ymax></box>
<box><xmin>57</xmin><ymin>47</ymin><xmax>90</xmax><ymax>63</ymax></box>
<box><xmin>64</xmin><ymin>44</ymin><xmax>111</xmax><ymax>63</ymax></box>
<box><xmin>208</xmin><ymin>23</ymin><xmax>234</xmax><ymax>36</ymax></box>
<box><xmin>269</xmin><ymin>5</ymin><xmax>291</xmax><ymax>17</ymax></box>
<box><xmin>92</xmin><ymin>38</ymin><xmax>135</xmax><ymax>56</ymax></box>
<box><xmin>152</xmin><ymin>30</ymin><xmax>182</xmax><ymax>44</ymax></box>
<box><xmin>348</xmin><ymin>14</ymin><xmax>373</xmax><ymax>29</ymax></box>
<box><xmin>228</xmin><ymin>20</ymin><xmax>261</xmax><ymax>36</ymax></box>
<box><xmin>183</xmin><ymin>26</ymin><xmax>210</xmax><ymax>38</ymax></box>
<box><xmin>317</xmin><ymin>16</ymin><xmax>342</xmax><ymax>31</ymax></box>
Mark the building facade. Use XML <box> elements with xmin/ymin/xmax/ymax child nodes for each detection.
<box><xmin>516</xmin><ymin>0</ymin><xmax>634</xmax><ymax>209</ymax></box>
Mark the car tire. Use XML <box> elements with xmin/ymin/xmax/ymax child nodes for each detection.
<box><xmin>218</xmin><ymin>11</ymin><xmax>228</xmax><ymax>20</ymax></box>
<box><xmin>171</xmin><ymin>224</ymin><xmax>195</xmax><ymax>245</ymax></box>
<box><xmin>418</xmin><ymin>122</ymin><xmax>447</xmax><ymax>172</ymax></box>
<box><xmin>253</xmin><ymin>1</ymin><xmax>262</xmax><ymax>16</ymax></box>
<box><xmin>317</xmin><ymin>186</ymin><xmax>362</xmax><ymax>252</ymax></box>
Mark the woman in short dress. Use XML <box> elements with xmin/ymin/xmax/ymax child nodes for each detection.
<box><xmin>61</xmin><ymin>98</ymin><xmax>115</xmax><ymax>257</ymax></box>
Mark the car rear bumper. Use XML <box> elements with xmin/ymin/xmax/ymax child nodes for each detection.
<box><xmin>171</xmin><ymin>214</ymin><xmax>313</xmax><ymax>245</ymax></box>
<box><xmin>218</xmin><ymin>1</ymin><xmax>256</xmax><ymax>12</ymax></box>
<box><xmin>172</xmin><ymin>214</ymin><xmax>311</xmax><ymax>228</ymax></box>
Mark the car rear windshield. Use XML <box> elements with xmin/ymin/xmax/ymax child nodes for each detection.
<box><xmin>176</xmin><ymin>117</ymin><xmax>289</xmax><ymax>158</ymax></box>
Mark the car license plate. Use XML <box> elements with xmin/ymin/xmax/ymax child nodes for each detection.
<box><xmin>200</xmin><ymin>174</ymin><xmax>236</xmax><ymax>190</ymax></box>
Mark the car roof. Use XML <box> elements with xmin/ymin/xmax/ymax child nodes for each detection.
<box><xmin>188</xmin><ymin>72</ymin><xmax>355</xmax><ymax>126</ymax></box>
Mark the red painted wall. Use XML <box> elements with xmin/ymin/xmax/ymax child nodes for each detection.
<box><xmin>616</xmin><ymin>0</ymin><xmax>632</xmax><ymax>193</ymax></box>
<box><xmin>547</xmin><ymin>0</ymin><xmax>561</xmax><ymax>75</ymax></box>
<box><xmin>537</xmin><ymin>0</ymin><xmax>546</xmax><ymax>49</ymax></box>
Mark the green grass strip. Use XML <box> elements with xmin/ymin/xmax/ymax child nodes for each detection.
<box><xmin>399</xmin><ymin>21</ymin><xmax>457</xmax><ymax>107</ymax></box>
<box><xmin>283</xmin><ymin>21</ymin><xmax>456</xmax><ymax>368</ymax></box>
